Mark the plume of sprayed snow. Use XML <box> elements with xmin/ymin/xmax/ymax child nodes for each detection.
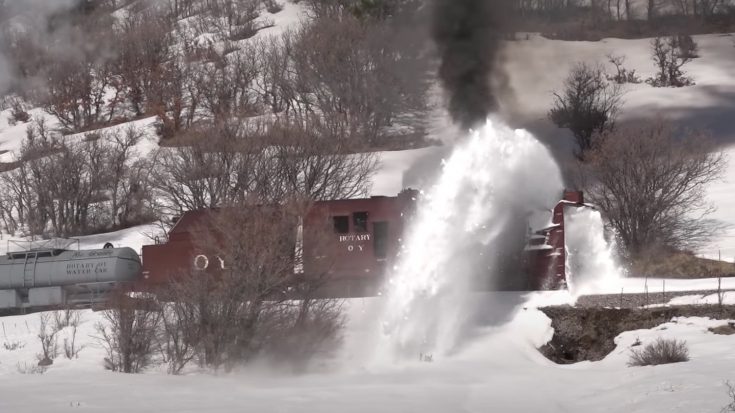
<box><xmin>564</xmin><ymin>207</ymin><xmax>625</xmax><ymax>296</ymax></box>
<box><xmin>373</xmin><ymin>118</ymin><xmax>563</xmax><ymax>363</ymax></box>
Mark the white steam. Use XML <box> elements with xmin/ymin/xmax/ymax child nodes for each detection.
<box><xmin>374</xmin><ymin>118</ymin><xmax>563</xmax><ymax>362</ymax></box>
<box><xmin>0</xmin><ymin>0</ymin><xmax>82</xmax><ymax>95</ymax></box>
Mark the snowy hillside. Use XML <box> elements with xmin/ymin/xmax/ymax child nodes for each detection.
<box><xmin>501</xmin><ymin>33</ymin><xmax>735</xmax><ymax>261</ymax></box>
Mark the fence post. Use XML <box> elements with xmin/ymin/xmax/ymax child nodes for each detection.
<box><xmin>662</xmin><ymin>279</ymin><xmax>666</xmax><ymax>304</ymax></box>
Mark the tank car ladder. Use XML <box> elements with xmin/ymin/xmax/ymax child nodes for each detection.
<box><xmin>23</xmin><ymin>252</ymin><xmax>37</xmax><ymax>288</ymax></box>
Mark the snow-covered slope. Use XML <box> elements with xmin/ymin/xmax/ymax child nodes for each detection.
<box><xmin>499</xmin><ymin>33</ymin><xmax>735</xmax><ymax>261</ymax></box>
<box><xmin>504</xmin><ymin>33</ymin><xmax>735</xmax><ymax>129</ymax></box>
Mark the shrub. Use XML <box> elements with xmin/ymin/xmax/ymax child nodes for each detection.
<box><xmin>3</xmin><ymin>340</ymin><xmax>25</xmax><ymax>351</ymax></box>
<box><xmin>606</xmin><ymin>54</ymin><xmax>641</xmax><ymax>84</ymax></box>
<box><xmin>8</xmin><ymin>97</ymin><xmax>30</xmax><ymax>125</ymax></box>
<box><xmin>264</xmin><ymin>0</ymin><xmax>283</xmax><ymax>13</ymax></box>
<box><xmin>94</xmin><ymin>291</ymin><xmax>161</xmax><ymax>373</ymax></box>
<box><xmin>723</xmin><ymin>380</ymin><xmax>735</xmax><ymax>412</ymax></box>
<box><xmin>647</xmin><ymin>36</ymin><xmax>695</xmax><ymax>87</ymax></box>
<box><xmin>677</xmin><ymin>34</ymin><xmax>699</xmax><ymax>59</ymax></box>
<box><xmin>37</xmin><ymin>313</ymin><xmax>59</xmax><ymax>366</ymax></box>
<box><xmin>17</xmin><ymin>362</ymin><xmax>47</xmax><ymax>374</ymax></box>
<box><xmin>548</xmin><ymin>62</ymin><xmax>623</xmax><ymax>157</ymax></box>
<box><xmin>628</xmin><ymin>338</ymin><xmax>689</xmax><ymax>366</ymax></box>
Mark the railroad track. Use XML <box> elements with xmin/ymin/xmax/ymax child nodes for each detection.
<box><xmin>576</xmin><ymin>289</ymin><xmax>735</xmax><ymax>308</ymax></box>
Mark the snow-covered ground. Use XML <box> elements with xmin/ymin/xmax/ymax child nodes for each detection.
<box><xmin>502</xmin><ymin>33</ymin><xmax>735</xmax><ymax>261</ymax></box>
<box><xmin>1</xmin><ymin>293</ymin><xmax>734</xmax><ymax>412</ymax></box>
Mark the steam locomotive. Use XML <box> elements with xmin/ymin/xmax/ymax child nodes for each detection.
<box><xmin>0</xmin><ymin>189</ymin><xmax>588</xmax><ymax>312</ymax></box>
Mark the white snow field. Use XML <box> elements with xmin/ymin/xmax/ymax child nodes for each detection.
<box><xmin>0</xmin><ymin>293</ymin><xmax>735</xmax><ymax>412</ymax></box>
<box><xmin>503</xmin><ymin>33</ymin><xmax>735</xmax><ymax>261</ymax></box>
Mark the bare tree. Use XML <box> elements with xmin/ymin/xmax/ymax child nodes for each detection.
<box><xmin>648</xmin><ymin>36</ymin><xmax>696</xmax><ymax>87</ymax></box>
<box><xmin>157</xmin><ymin>201</ymin><xmax>343</xmax><ymax>373</ymax></box>
<box><xmin>150</xmin><ymin>121</ymin><xmax>265</xmax><ymax>215</ymax></box>
<box><xmin>266</xmin><ymin>118</ymin><xmax>379</xmax><ymax>201</ymax></box>
<box><xmin>58</xmin><ymin>310</ymin><xmax>84</xmax><ymax>359</ymax></box>
<box><xmin>194</xmin><ymin>46</ymin><xmax>259</xmax><ymax>123</ymax></box>
<box><xmin>647</xmin><ymin>0</ymin><xmax>658</xmax><ymax>20</ymax></box>
<box><xmin>0</xmin><ymin>121</ymin><xmax>153</xmax><ymax>237</ymax></box>
<box><xmin>157</xmin><ymin>299</ymin><xmax>198</xmax><ymax>374</ymax></box>
<box><xmin>95</xmin><ymin>290</ymin><xmax>161</xmax><ymax>373</ymax></box>
<box><xmin>152</xmin><ymin>118</ymin><xmax>378</xmax><ymax>215</ymax></box>
<box><xmin>37</xmin><ymin>313</ymin><xmax>59</xmax><ymax>366</ymax></box>
<box><xmin>582</xmin><ymin>118</ymin><xmax>727</xmax><ymax>257</ymax></box>
<box><xmin>287</xmin><ymin>14</ymin><xmax>427</xmax><ymax>147</ymax></box>
<box><xmin>115</xmin><ymin>8</ymin><xmax>175</xmax><ymax>118</ymax></box>
<box><xmin>549</xmin><ymin>62</ymin><xmax>624</xmax><ymax>157</ymax></box>
<box><xmin>42</xmin><ymin>57</ymin><xmax>114</xmax><ymax>132</ymax></box>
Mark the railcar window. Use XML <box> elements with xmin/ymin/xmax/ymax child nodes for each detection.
<box><xmin>373</xmin><ymin>221</ymin><xmax>389</xmax><ymax>259</ymax></box>
<box><xmin>353</xmin><ymin>212</ymin><xmax>369</xmax><ymax>233</ymax></box>
<box><xmin>333</xmin><ymin>216</ymin><xmax>349</xmax><ymax>234</ymax></box>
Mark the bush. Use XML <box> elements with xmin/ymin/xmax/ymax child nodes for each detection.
<box><xmin>37</xmin><ymin>313</ymin><xmax>59</xmax><ymax>366</ymax></box>
<box><xmin>677</xmin><ymin>34</ymin><xmax>699</xmax><ymax>59</ymax></box>
<box><xmin>606</xmin><ymin>54</ymin><xmax>641</xmax><ymax>84</ymax></box>
<box><xmin>17</xmin><ymin>362</ymin><xmax>47</xmax><ymax>374</ymax></box>
<box><xmin>8</xmin><ymin>99</ymin><xmax>30</xmax><ymax>125</ymax></box>
<box><xmin>548</xmin><ymin>62</ymin><xmax>623</xmax><ymax>157</ymax></box>
<box><xmin>647</xmin><ymin>36</ymin><xmax>695</xmax><ymax>87</ymax></box>
<box><xmin>94</xmin><ymin>291</ymin><xmax>161</xmax><ymax>373</ymax></box>
<box><xmin>264</xmin><ymin>0</ymin><xmax>283</xmax><ymax>13</ymax></box>
<box><xmin>723</xmin><ymin>380</ymin><xmax>735</xmax><ymax>412</ymax></box>
<box><xmin>628</xmin><ymin>338</ymin><xmax>689</xmax><ymax>366</ymax></box>
<box><xmin>3</xmin><ymin>340</ymin><xmax>24</xmax><ymax>351</ymax></box>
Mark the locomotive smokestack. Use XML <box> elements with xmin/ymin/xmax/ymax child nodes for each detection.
<box><xmin>431</xmin><ymin>0</ymin><xmax>513</xmax><ymax>129</ymax></box>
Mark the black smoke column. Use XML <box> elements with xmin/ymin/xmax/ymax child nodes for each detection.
<box><xmin>431</xmin><ymin>0</ymin><xmax>512</xmax><ymax>129</ymax></box>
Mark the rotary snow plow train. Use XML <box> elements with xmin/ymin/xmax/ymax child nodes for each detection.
<box><xmin>0</xmin><ymin>190</ymin><xmax>591</xmax><ymax>313</ymax></box>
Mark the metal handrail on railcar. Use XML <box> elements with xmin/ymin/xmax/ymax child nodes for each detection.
<box><xmin>5</xmin><ymin>238</ymin><xmax>80</xmax><ymax>254</ymax></box>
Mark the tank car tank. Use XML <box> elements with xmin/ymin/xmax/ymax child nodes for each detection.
<box><xmin>0</xmin><ymin>247</ymin><xmax>141</xmax><ymax>310</ymax></box>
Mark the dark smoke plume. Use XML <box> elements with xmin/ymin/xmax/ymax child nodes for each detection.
<box><xmin>431</xmin><ymin>0</ymin><xmax>512</xmax><ymax>129</ymax></box>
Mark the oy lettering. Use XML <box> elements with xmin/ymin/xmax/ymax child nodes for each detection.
<box><xmin>346</xmin><ymin>245</ymin><xmax>364</xmax><ymax>252</ymax></box>
<box><xmin>193</xmin><ymin>254</ymin><xmax>227</xmax><ymax>270</ymax></box>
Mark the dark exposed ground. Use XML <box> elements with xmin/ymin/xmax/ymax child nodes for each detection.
<box><xmin>539</xmin><ymin>303</ymin><xmax>735</xmax><ymax>364</ymax></box>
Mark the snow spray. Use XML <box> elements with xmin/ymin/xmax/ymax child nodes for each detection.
<box><xmin>373</xmin><ymin>119</ymin><xmax>623</xmax><ymax>363</ymax></box>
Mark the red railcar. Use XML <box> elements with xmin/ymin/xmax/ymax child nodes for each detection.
<box><xmin>140</xmin><ymin>210</ymin><xmax>216</xmax><ymax>285</ymax></box>
<box><xmin>140</xmin><ymin>189</ymin><xmax>586</xmax><ymax>295</ymax></box>
<box><xmin>140</xmin><ymin>190</ymin><xmax>418</xmax><ymax>296</ymax></box>
<box><xmin>523</xmin><ymin>190</ymin><xmax>588</xmax><ymax>289</ymax></box>
<box><xmin>302</xmin><ymin>189</ymin><xmax>418</xmax><ymax>297</ymax></box>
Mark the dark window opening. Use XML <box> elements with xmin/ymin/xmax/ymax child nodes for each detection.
<box><xmin>353</xmin><ymin>211</ymin><xmax>369</xmax><ymax>233</ymax></box>
<box><xmin>373</xmin><ymin>221</ymin><xmax>389</xmax><ymax>259</ymax></box>
<box><xmin>333</xmin><ymin>216</ymin><xmax>349</xmax><ymax>234</ymax></box>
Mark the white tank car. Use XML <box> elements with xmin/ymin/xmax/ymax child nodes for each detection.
<box><xmin>0</xmin><ymin>247</ymin><xmax>142</xmax><ymax>311</ymax></box>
